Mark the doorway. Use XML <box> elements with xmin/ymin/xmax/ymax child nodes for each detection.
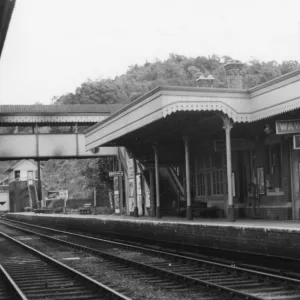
<box><xmin>291</xmin><ymin>150</ymin><xmax>300</xmax><ymax>220</ymax></box>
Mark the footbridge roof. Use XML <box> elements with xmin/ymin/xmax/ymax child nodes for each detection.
<box><xmin>0</xmin><ymin>104</ymin><xmax>125</xmax><ymax>125</ymax></box>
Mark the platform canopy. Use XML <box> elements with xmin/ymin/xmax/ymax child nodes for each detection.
<box><xmin>85</xmin><ymin>68</ymin><xmax>300</xmax><ymax>161</ymax></box>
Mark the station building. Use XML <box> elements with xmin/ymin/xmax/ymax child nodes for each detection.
<box><xmin>85</xmin><ymin>62</ymin><xmax>300</xmax><ymax>222</ymax></box>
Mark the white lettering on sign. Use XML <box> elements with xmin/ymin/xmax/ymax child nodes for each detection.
<box><xmin>279</xmin><ymin>123</ymin><xmax>300</xmax><ymax>131</ymax></box>
<box><xmin>109</xmin><ymin>171</ymin><xmax>123</xmax><ymax>177</ymax></box>
<box><xmin>276</xmin><ymin>120</ymin><xmax>300</xmax><ymax>134</ymax></box>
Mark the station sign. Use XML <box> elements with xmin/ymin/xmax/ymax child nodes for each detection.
<box><xmin>214</xmin><ymin>139</ymin><xmax>244</xmax><ymax>152</ymax></box>
<box><xmin>276</xmin><ymin>119</ymin><xmax>300</xmax><ymax>135</ymax></box>
<box><xmin>109</xmin><ymin>171</ymin><xmax>123</xmax><ymax>177</ymax></box>
<box><xmin>293</xmin><ymin>135</ymin><xmax>300</xmax><ymax>150</ymax></box>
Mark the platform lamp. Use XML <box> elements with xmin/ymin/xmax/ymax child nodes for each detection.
<box><xmin>264</xmin><ymin>124</ymin><xmax>273</xmax><ymax>135</ymax></box>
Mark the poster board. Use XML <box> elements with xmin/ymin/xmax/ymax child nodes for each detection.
<box><xmin>128</xmin><ymin>197</ymin><xmax>134</xmax><ymax>212</ymax></box>
<box><xmin>114</xmin><ymin>193</ymin><xmax>120</xmax><ymax>213</ymax></box>
<box><xmin>128</xmin><ymin>178</ymin><xmax>134</xmax><ymax>197</ymax></box>
<box><xmin>257</xmin><ymin>167</ymin><xmax>265</xmax><ymax>195</ymax></box>
<box><xmin>136</xmin><ymin>174</ymin><xmax>142</xmax><ymax>215</ymax></box>
<box><xmin>137</xmin><ymin>194</ymin><xmax>143</xmax><ymax>215</ymax></box>
<box><xmin>113</xmin><ymin>176</ymin><xmax>119</xmax><ymax>191</ymax></box>
<box><xmin>144</xmin><ymin>181</ymin><xmax>150</xmax><ymax>208</ymax></box>
<box><xmin>136</xmin><ymin>174</ymin><xmax>142</xmax><ymax>195</ymax></box>
<box><xmin>127</xmin><ymin>159</ymin><xmax>134</xmax><ymax>178</ymax></box>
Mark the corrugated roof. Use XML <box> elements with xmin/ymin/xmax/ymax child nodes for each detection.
<box><xmin>0</xmin><ymin>104</ymin><xmax>125</xmax><ymax>115</ymax></box>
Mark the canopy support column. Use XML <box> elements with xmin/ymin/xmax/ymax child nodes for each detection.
<box><xmin>118</xmin><ymin>156</ymin><xmax>124</xmax><ymax>215</ymax></box>
<box><xmin>153</xmin><ymin>144</ymin><xmax>161</xmax><ymax>218</ymax></box>
<box><xmin>37</xmin><ymin>160</ymin><xmax>42</xmax><ymax>207</ymax></box>
<box><xmin>183</xmin><ymin>137</ymin><xmax>193</xmax><ymax>220</ymax></box>
<box><xmin>133</xmin><ymin>158</ymin><xmax>138</xmax><ymax>217</ymax></box>
<box><xmin>149</xmin><ymin>168</ymin><xmax>155</xmax><ymax>217</ymax></box>
<box><xmin>223</xmin><ymin>116</ymin><xmax>235</xmax><ymax>222</ymax></box>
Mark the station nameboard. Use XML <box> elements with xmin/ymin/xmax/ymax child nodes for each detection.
<box><xmin>293</xmin><ymin>135</ymin><xmax>300</xmax><ymax>150</ymax></box>
<box><xmin>214</xmin><ymin>139</ymin><xmax>244</xmax><ymax>152</ymax></box>
<box><xmin>276</xmin><ymin>119</ymin><xmax>300</xmax><ymax>135</ymax></box>
<box><xmin>109</xmin><ymin>171</ymin><xmax>123</xmax><ymax>177</ymax></box>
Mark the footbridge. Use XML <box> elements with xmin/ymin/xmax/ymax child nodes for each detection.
<box><xmin>0</xmin><ymin>104</ymin><xmax>124</xmax><ymax>160</ymax></box>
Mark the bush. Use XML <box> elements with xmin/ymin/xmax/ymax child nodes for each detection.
<box><xmin>53</xmin><ymin>206</ymin><xmax>64</xmax><ymax>214</ymax></box>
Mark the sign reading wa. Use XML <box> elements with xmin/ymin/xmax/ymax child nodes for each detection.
<box><xmin>276</xmin><ymin>120</ymin><xmax>300</xmax><ymax>135</ymax></box>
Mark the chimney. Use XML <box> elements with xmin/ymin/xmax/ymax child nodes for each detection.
<box><xmin>196</xmin><ymin>74</ymin><xmax>215</xmax><ymax>88</ymax></box>
<box><xmin>223</xmin><ymin>60</ymin><xmax>244</xmax><ymax>89</ymax></box>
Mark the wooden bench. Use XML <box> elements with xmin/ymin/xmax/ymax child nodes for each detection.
<box><xmin>34</xmin><ymin>208</ymin><xmax>52</xmax><ymax>214</ymax></box>
<box><xmin>79</xmin><ymin>203</ymin><xmax>92</xmax><ymax>214</ymax></box>
<box><xmin>178</xmin><ymin>201</ymin><xmax>223</xmax><ymax>218</ymax></box>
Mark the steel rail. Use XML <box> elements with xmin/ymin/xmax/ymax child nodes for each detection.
<box><xmin>2</xmin><ymin>218</ymin><xmax>300</xmax><ymax>285</ymax></box>
<box><xmin>0</xmin><ymin>219</ymin><xmax>270</xmax><ymax>300</ymax></box>
<box><xmin>0</xmin><ymin>230</ymin><xmax>132</xmax><ymax>300</ymax></box>
<box><xmin>0</xmin><ymin>264</ymin><xmax>28</xmax><ymax>300</ymax></box>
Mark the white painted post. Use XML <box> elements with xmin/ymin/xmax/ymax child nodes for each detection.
<box><xmin>149</xmin><ymin>168</ymin><xmax>155</xmax><ymax>217</ymax></box>
<box><xmin>133</xmin><ymin>158</ymin><xmax>138</xmax><ymax>217</ymax></box>
<box><xmin>223</xmin><ymin>116</ymin><xmax>235</xmax><ymax>222</ymax></box>
<box><xmin>93</xmin><ymin>188</ymin><xmax>96</xmax><ymax>207</ymax></box>
<box><xmin>183</xmin><ymin>137</ymin><xmax>193</xmax><ymax>220</ymax></box>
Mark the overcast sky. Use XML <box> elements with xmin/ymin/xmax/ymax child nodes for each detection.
<box><xmin>0</xmin><ymin>0</ymin><xmax>299</xmax><ymax>105</ymax></box>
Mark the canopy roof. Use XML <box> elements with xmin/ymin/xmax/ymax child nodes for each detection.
<box><xmin>85</xmin><ymin>68</ymin><xmax>300</xmax><ymax>152</ymax></box>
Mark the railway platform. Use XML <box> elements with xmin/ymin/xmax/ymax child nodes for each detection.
<box><xmin>6</xmin><ymin>212</ymin><xmax>300</xmax><ymax>259</ymax></box>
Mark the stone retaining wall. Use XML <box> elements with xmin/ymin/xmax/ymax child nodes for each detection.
<box><xmin>6</xmin><ymin>213</ymin><xmax>300</xmax><ymax>259</ymax></box>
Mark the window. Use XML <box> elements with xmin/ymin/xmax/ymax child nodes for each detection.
<box><xmin>194</xmin><ymin>169</ymin><xmax>226</xmax><ymax>197</ymax></box>
<box><xmin>213</xmin><ymin>170</ymin><xmax>224</xmax><ymax>195</ymax></box>
<box><xmin>195</xmin><ymin>172</ymin><xmax>205</xmax><ymax>196</ymax></box>
<box><xmin>194</xmin><ymin>153</ymin><xmax>226</xmax><ymax>197</ymax></box>
<box><xmin>209</xmin><ymin>169</ymin><xmax>225</xmax><ymax>196</ymax></box>
<box><xmin>14</xmin><ymin>170</ymin><xmax>20</xmax><ymax>180</ymax></box>
<box><xmin>27</xmin><ymin>171</ymin><xmax>33</xmax><ymax>180</ymax></box>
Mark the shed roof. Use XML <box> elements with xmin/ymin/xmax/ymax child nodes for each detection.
<box><xmin>4</xmin><ymin>159</ymin><xmax>44</xmax><ymax>173</ymax></box>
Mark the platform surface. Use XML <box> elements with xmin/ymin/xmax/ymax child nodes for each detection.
<box><xmin>9</xmin><ymin>212</ymin><xmax>300</xmax><ymax>232</ymax></box>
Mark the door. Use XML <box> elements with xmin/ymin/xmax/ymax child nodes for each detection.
<box><xmin>292</xmin><ymin>150</ymin><xmax>300</xmax><ymax>220</ymax></box>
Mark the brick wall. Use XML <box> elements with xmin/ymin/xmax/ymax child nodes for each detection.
<box><xmin>7</xmin><ymin>213</ymin><xmax>300</xmax><ymax>259</ymax></box>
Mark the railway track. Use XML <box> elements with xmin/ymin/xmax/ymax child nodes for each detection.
<box><xmin>0</xmin><ymin>222</ymin><xmax>224</xmax><ymax>300</ymax></box>
<box><xmin>0</xmin><ymin>228</ymin><xmax>131</xmax><ymax>300</ymax></box>
<box><xmin>2</xmin><ymin>219</ymin><xmax>300</xmax><ymax>299</ymax></box>
<box><xmin>0</xmin><ymin>263</ymin><xmax>27</xmax><ymax>300</ymax></box>
<box><xmin>50</xmin><ymin>221</ymin><xmax>300</xmax><ymax>279</ymax></box>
